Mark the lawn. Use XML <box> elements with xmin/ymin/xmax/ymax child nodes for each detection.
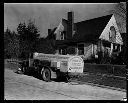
<box><xmin>69</xmin><ymin>72</ymin><xmax>126</xmax><ymax>90</ymax></box>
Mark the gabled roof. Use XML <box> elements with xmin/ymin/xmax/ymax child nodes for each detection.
<box><xmin>48</xmin><ymin>14</ymin><xmax>113</xmax><ymax>44</ymax></box>
<box><xmin>72</xmin><ymin>14</ymin><xmax>113</xmax><ymax>43</ymax></box>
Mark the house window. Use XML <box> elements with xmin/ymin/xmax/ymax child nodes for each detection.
<box><xmin>62</xmin><ymin>49</ymin><xmax>67</xmax><ymax>55</ymax></box>
<box><xmin>67</xmin><ymin>47</ymin><xmax>76</xmax><ymax>55</ymax></box>
<box><xmin>113</xmin><ymin>44</ymin><xmax>120</xmax><ymax>52</ymax></box>
<box><xmin>109</xmin><ymin>26</ymin><xmax>116</xmax><ymax>43</ymax></box>
<box><xmin>59</xmin><ymin>48</ymin><xmax>67</xmax><ymax>55</ymax></box>
<box><xmin>78</xmin><ymin>43</ymin><xmax>84</xmax><ymax>55</ymax></box>
<box><xmin>60</xmin><ymin>32</ymin><xmax>65</xmax><ymax>40</ymax></box>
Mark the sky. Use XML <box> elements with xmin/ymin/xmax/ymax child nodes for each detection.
<box><xmin>4</xmin><ymin>3</ymin><xmax>117</xmax><ymax>38</ymax></box>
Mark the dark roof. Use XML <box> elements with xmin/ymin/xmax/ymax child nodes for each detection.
<box><xmin>51</xmin><ymin>27</ymin><xmax>57</xmax><ymax>34</ymax></box>
<box><xmin>49</xmin><ymin>14</ymin><xmax>113</xmax><ymax>46</ymax></box>
<box><xmin>72</xmin><ymin>14</ymin><xmax>113</xmax><ymax>43</ymax></box>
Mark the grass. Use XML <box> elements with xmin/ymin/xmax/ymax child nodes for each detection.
<box><xmin>69</xmin><ymin>73</ymin><xmax>126</xmax><ymax>90</ymax></box>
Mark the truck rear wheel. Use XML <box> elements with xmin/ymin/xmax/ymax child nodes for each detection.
<box><xmin>42</xmin><ymin>68</ymin><xmax>51</xmax><ymax>82</ymax></box>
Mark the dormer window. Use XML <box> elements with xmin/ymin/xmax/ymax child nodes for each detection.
<box><xmin>113</xmin><ymin>44</ymin><xmax>120</xmax><ymax>52</ymax></box>
<box><xmin>60</xmin><ymin>31</ymin><xmax>66</xmax><ymax>40</ymax></box>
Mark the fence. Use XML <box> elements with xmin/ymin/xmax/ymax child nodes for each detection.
<box><xmin>6</xmin><ymin>59</ymin><xmax>19</xmax><ymax>64</ymax></box>
<box><xmin>84</xmin><ymin>63</ymin><xmax>126</xmax><ymax>77</ymax></box>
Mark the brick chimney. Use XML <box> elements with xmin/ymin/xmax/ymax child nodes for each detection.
<box><xmin>67</xmin><ymin>11</ymin><xmax>74</xmax><ymax>40</ymax></box>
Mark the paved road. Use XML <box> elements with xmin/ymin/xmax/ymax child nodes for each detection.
<box><xmin>4</xmin><ymin>68</ymin><xmax>126</xmax><ymax>100</ymax></box>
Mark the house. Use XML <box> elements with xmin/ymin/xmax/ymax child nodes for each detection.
<box><xmin>47</xmin><ymin>11</ymin><xmax>124</xmax><ymax>63</ymax></box>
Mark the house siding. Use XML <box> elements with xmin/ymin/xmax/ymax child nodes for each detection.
<box><xmin>76</xmin><ymin>43</ymin><xmax>95</xmax><ymax>60</ymax></box>
<box><xmin>84</xmin><ymin>43</ymin><xmax>92</xmax><ymax>59</ymax></box>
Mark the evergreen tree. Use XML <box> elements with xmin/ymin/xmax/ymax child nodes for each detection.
<box><xmin>4</xmin><ymin>28</ymin><xmax>19</xmax><ymax>58</ymax></box>
<box><xmin>17</xmin><ymin>19</ymin><xmax>40</xmax><ymax>59</ymax></box>
<box><xmin>109</xmin><ymin>2</ymin><xmax>126</xmax><ymax>33</ymax></box>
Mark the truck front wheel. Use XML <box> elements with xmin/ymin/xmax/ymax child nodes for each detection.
<box><xmin>21</xmin><ymin>66</ymin><xmax>27</xmax><ymax>74</ymax></box>
<box><xmin>41</xmin><ymin>68</ymin><xmax>51</xmax><ymax>82</ymax></box>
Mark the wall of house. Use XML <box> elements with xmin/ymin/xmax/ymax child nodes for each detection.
<box><xmin>93</xmin><ymin>44</ymin><xmax>98</xmax><ymax>56</ymax></box>
<box><xmin>83</xmin><ymin>43</ymin><xmax>93</xmax><ymax>60</ymax></box>
<box><xmin>99</xmin><ymin>15</ymin><xmax>123</xmax><ymax>58</ymax></box>
<box><xmin>76</xmin><ymin>43</ymin><xmax>97</xmax><ymax>60</ymax></box>
<box><xmin>99</xmin><ymin>15</ymin><xmax>123</xmax><ymax>45</ymax></box>
<box><xmin>57</xmin><ymin>43</ymin><xmax>95</xmax><ymax>60</ymax></box>
<box><xmin>55</xmin><ymin>13</ymin><xmax>124</xmax><ymax>62</ymax></box>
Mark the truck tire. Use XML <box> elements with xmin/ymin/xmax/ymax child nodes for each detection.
<box><xmin>41</xmin><ymin>67</ymin><xmax>51</xmax><ymax>82</ymax></box>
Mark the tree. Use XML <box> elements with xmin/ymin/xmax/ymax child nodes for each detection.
<box><xmin>109</xmin><ymin>2</ymin><xmax>126</xmax><ymax>33</ymax></box>
<box><xmin>4</xmin><ymin>28</ymin><xmax>11</xmax><ymax>58</ymax></box>
<box><xmin>35</xmin><ymin>38</ymin><xmax>56</xmax><ymax>54</ymax></box>
<box><xmin>17</xmin><ymin>19</ymin><xmax>40</xmax><ymax>59</ymax></box>
<box><xmin>4</xmin><ymin>28</ymin><xmax>19</xmax><ymax>58</ymax></box>
<box><xmin>109</xmin><ymin>2</ymin><xmax>127</xmax><ymax>65</ymax></box>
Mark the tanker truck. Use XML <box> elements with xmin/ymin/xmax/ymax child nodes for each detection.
<box><xmin>18</xmin><ymin>53</ymin><xmax>84</xmax><ymax>82</ymax></box>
